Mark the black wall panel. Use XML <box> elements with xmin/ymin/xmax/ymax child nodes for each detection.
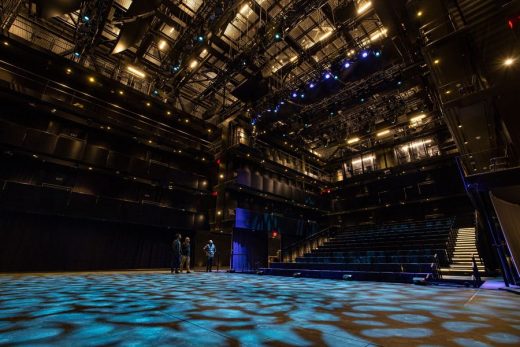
<box><xmin>23</xmin><ymin>129</ymin><xmax>58</xmax><ymax>154</ymax></box>
<box><xmin>84</xmin><ymin>145</ymin><xmax>109</xmax><ymax>167</ymax></box>
<box><xmin>54</xmin><ymin>136</ymin><xmax>85</xmax><ymax>161</ymax></box>
<box><xmin>0</xmin><ymin>120</ymin><xmax>26</xmax><ymax>147</ymax></box>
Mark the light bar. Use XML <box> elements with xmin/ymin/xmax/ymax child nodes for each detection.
<box><xmin>401</xmin><ymin>139</ymin><xmax>432</xmax><ymax>150</ymax></box>
<box><xmin>127</xmin><ymin>66</ymin><xmax>146</xmax><ymax>78</ymax></box>
<box><xmin>352</xmin><ymin>156</ymin><xmax>375</xmax><ymax>165</ymax></box>
<box><xmin>377</xmin><ymin>129</ymin><xmax>390</xmax><ymax>137</ymax></box>
<box><xmin>347</xmin><ymin>137</ymin><xmax>360</xmax><ymax>144</ymax></box>
<box><xmin>410</xmin><ymin>114</ymin><xmax>426</xmax><ymax>123</ymax></box>
<box><xmin>357</xmin><ymin>1</ymin><xmax>372</xmax><ymax>15</ymax></box>
<box><xmin>370</xmin><ymin>28</ymin><xmax>388</xmax><ymax>42</ymax></box>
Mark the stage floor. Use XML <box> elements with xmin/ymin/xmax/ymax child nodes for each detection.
<box><xmin>0</xmin><ymin>271</ymin><xmax>519</xmax><ymax>346</ymax></box>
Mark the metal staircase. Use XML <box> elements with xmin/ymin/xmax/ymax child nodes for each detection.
<box><xmin>441</xmin><ymin>228</ymin><xmax>485</xmax><ymax>277</ymax></box>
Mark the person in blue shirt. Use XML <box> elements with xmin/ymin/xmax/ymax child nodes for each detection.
<box><xmin>203</xmin><ymin>240</ymin><xmax>216</xmax><ymax>272</ymax></box>
<box><xmin>171</xmin><ymin>233</ymin><xmax>182</xmax><ymax>274</ymax></box>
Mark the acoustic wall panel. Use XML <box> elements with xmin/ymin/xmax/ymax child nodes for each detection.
<box><xmin>84</xmin><ymin>145</ymin><xmax>109</xmax><ymax>167</ymax></box>
<box><xmin>0</xmin><ymin>120</ymin><xmax>26</xmax><ymax>147</ymax></box>
<box><xmin>23</xmin><ymin>129</ymin><xmax>58</xmax><ymax>154</ymax></box>
<box><xmin>54</xmin><ymin>136</ymin><xmax>86</xmax><ymax>161</ymax></box>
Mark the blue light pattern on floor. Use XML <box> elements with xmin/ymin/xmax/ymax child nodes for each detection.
<box><xmin>0</xmin><ymin>272</ymin><xmax>519</xmax><ymax>346</ymax></box>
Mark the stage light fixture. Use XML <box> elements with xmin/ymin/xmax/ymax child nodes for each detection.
<box><xmin>357</xmin><ymin>1</ymin><xmax>372</xmax><ymax>14</ymax></box>
<box><xmin>377</xmin><ymin>129</ymin><xmax>390</xmax><ymax>137</ymax></box>
<box><xmin>274</xmin><ymin>32</ymin><xmax>282</xmax><ymax>40</ymax></box>
<box><xmin>83</xmin><ymin>15</ymin><xmax>90</xmax><ymax>21</ymax></box>
<box><xmin>309</xmin><ymin>82</ymin><xmax>315</xmax><ymax>88</ymax></box>
<box><xmin>3</xmin><ymin>41</ymin><xmax>8</xmax><ymax>46</ymax></box>
<box><xmin>417</xmin><ymin>11</ymin><xmax>423</xmax><ymax>17</ymax></box>
<box><xmin>74</xmin><ymin>52</ymin><xmax>80</xmax><ymax>57</ymax></box>
<box><xmin>190</xmin><ymin>60</ymin><xmax>198</xmax><ymax>68</ymax></box>
<box><xmin>347</xmin><ymin>137</ymin><xmax>359</xmax><ymax>144</ymax></box>
<box><xmin>66</xmin><ymin>68</ymin><xmax>72</xmax><ymax>74</ymax></box>
<box><xmin>118</xmin><ymin>90</ymin><xmax>124</xmax><ymax>95</ymax></box>
<box><xmin>504</xmin><ymin>57</ymin><xmax>515</xmax><ymax>66</ymax></box>
<box><xmin>344</xmin><ymin>62</ymin><xmax>351</xmax><ymax>68</ymax></box>
<box><xmin>434</xmin><ymin>59</ymin><xmax>440</xmax><ymax>64</ymax></box>
<box><xmin>158</xmin><ymin>40</ymin><xmax>167</xmax><ymax>50</ymax></box>
<box><xmin>300</xmin><ymin>93</ymin><xmax>305</xmax><ymax>98</ymax></box>
<box><xmin>324</xmin><ymin>73</ymin><xmax>331</xmax><ymax>79</ymax></box>
<box><xmin>88</xmin><ymin>76</ymin><xmax>95</xmax><ymax>83</ymax></box>
<box><xmin>127</xmin><ymin>66</ymin><xmax>146</xmax><ymax>78</ymax></box>
<box><xmin>361</xmin><ymin>51</ymin><xmax>369</xmax><ymax>58</ymax></box>
<box><xmin>166</xmin><ymin>111</ymin><xmax>171</xmax><ymax>115</ymax></box>
<box><xmin>146</xmin><ymin>102</ymin><xmax>151</xmax><ymax>107</ymax></box>
<box><xmin>410</xmin><ymin>114</ymin><xmax>426</xmax><ymax>123</ymax></box>
<box><xmin>292</xmin><ymin>92</ymin><xmax>298</xmax><ymax>98</ymax></box>
<box><xmin>197</xmin><ymin>35</ymin><xmax>204</xmax><ymax>42</ymax></box>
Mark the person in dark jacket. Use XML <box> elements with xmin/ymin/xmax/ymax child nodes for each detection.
<box><xmin>180</xmin><ymin>237</ymin><xmax>191</xmax><ymax>273</ymax></box>
<box><xmin>203</xmin><ymin>240</ymin><xmax>216</xmax><ymax>272</ymax></box>
<box><xmin>171</xmin><ymin>233</ymin><xmax>182</xmax><ymax>274</ymax></box>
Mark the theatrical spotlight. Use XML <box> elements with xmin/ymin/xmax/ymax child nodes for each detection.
<box><xmin>373</xmin><ymin>50</ymin><xmax>382</xmax><ymax>57</ymax></box>
<box><xmin>292</xmin><ymin>272</ymin><xmax>302</xmax><ymax>278</ymax></box>
<box><xmin>361</xmin><ymin>51</ymin><xmax>369</xmax><ymax>58</ymax></box>
<box><xmin>309</xmin><ymin>82</ymin><xmax>316</xmax><ymax>88</ymax></box>
<box><xmin>342</xmin><ymin>274</ymin><xmax>353</xmax><ymax>280</ymax></box>
<box><xmin>324</xmin><ymin>72</ymin><xmax>331</xmax><ymax>79</ymax></box>
<box><xmin>291</xmin><ymin>92</ymin><xmax>298</xmax><ymax>98</ymax></box>
<box><xmin>344</xmin><ymin>61</ymin><xmax>351</xmax><ymax>68</ymax></box>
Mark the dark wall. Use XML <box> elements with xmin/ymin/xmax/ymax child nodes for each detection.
<box><xmin>0</xmin><ymin>210</ymin><xmax>181</xmax><ymax>271</ymax></box>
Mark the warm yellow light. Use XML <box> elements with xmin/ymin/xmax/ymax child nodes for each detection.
<box><xmin>118</xmin><ymin>90</ymin><xmax>124</xmax><ymax>95</ymax></box>
<box><xmin>217</xmin><ymin>211</ymin><xmax>222</xmax><ymax>215</ymax></box>
<box><xmin>146</xmin><ymin>102</ymin><xmax>151</xmax><ymax>107</ymax></box>
<box><xmin>417</xmin><ymin>11</ymin><xmax>423</xmax><ymax>17</ymax></box>
<box><xmin>240</xmin><ymin>4</ymin><xmax>249</xmax><ymax>14</ymax></box>
<box><xmin>189</xmin><ymin>60</ymin><xmax>198</xmax><ymax>68</ymax></box>
<box><xmin>166</xmin><ymin>111</ymin><xmax>171</xmax><ymax>115</ymax></box>
<box><xmin>352</xmin><ymin>156</ymin><xmax>375</xmax><ymax>165</ymax></box>
<box><xmin>347</xmin><ymin>137</ymin><xmax>359</xmax><ymax>144</ymax></box>
<box><xmin>88</xmin><ymin>76</ymin><xmax>95</xmax><ymax>83</ymax></box>
<box><xmin>127</xmin><ymin>65</ymin><xmax>146</xmax><ymax>78</ymax></box>
<box><xmin>219</xmin><ymin>174</ymin><xmax>224</xmax><ymax>179</ymax></box>
<box><xmin>66</xmin><ymin>68</ymin><xmax>72</xmax><ymax>74</ymax></box>
<box><xmin>504</xmin><ymin>58</ymin><xmax>515</xmax><ymax>66</ymax></box>
<box><xmin>185</xmin><ymin>119</ymin><xmax>189</xmax><ymax>123</ymax></box>
<box><xmin>410</xmin><ymin>114</ymin><xmax>426</xmax><ymax>123</ymax></box>
<box><xmin>377</xmin><ymin>129</ymin><xmax>390</xmax><ymax>137</ymax></box>
<box><xmin>433</xmin><ymin>59</ymin><xmax>440</xmax><ymax>64</ymax></box>
<box><xmin>207</xmin><ymin>128</ymin><xmax>212</xmax><ymax>133</ymax></box>
<box><xmin>319</xmin><ymin>30</ymin><xmax>333</xmax><ymax>41</ymax></box>
<box><xmin>445</xmin><ymin>90</ymin><xmax>451</xmax><ymax>94</ymax></box>
<box><xmin>357</xmin><ymin>1</ymin><xmax>372</xmax><ymax>14</ymax></box>
<box><xmin>158</xmin><ymin>40</ymin><xmax>167</xmax><ymax>50</ymax></box>
<box><xmin>370</xmin><ymin>28</ymin><xmax>388</xmax><ymax>42</ymax></box>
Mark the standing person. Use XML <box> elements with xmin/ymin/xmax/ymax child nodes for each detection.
<box><xmin>203</xmin><ymin>240</ymin><xmax>216</xmax><ymax>272</ymax></box>
<box><xmin>171</xmin><ymin>233</ymin><xmax>182</xmax><ymax>274</ymax></box>
<box><xmin>180</xmin><ymin>237</ymin><xmax>191</xmax><ymax>273</ymax></box>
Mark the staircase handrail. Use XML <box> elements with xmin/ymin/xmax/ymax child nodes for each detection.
<box><xmin>281</xmin><ymin>226</ymin><xmax>338</xmax><ymax>262</ymax></box>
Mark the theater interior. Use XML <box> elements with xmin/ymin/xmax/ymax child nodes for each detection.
<box><xmin>0</xmin><ymin>0</ymin><xmax>520</xmax><ymax>346</ymax></box>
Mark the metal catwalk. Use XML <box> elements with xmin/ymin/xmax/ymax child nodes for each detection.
<box><xmin>0</xmin><ymin>272</ymin><xmax>519</xmax><ymax>346</ymax></box>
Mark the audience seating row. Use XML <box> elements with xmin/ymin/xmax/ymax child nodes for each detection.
<box><xmin>265</xmin><ymin>218</ymin><xmax>454</xmax><ymax>282</ymax></box>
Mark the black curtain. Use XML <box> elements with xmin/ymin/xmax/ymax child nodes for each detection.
<box><xmin>0</xmin><ymin>210</ymin><xmax>181</xmax><ymax>271</ymax></box>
